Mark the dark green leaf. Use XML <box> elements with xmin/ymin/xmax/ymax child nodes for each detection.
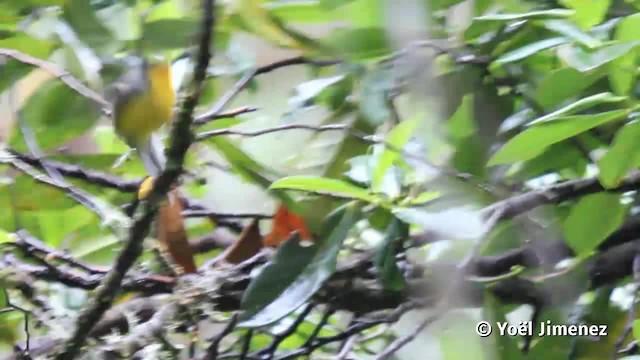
<box><xmin>374</xmin><ymin>217</ymin><xmax>406</xmax><ymax>291</ymax></box>
<box><xmin>488</xmin><ymin>110</ymin><xmax>630</xmax><ymax>165</ymax></box>
<box><xmin>563</xmin><ymin>193</ymin><xmax>625</xmax><ymax>255</ymax></box>
<box><xmin>239</xmin><ymin>203</ymin><xmax>360</xmax><ymax>327</ymax></box>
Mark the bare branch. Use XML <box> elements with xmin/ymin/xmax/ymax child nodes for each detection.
<box><xmin>0</xmin><ymin>48</ymin><xmax>109</xmax><ymax>108</ymax></box>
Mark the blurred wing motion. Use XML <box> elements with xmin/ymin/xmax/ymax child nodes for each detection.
<box><xmin>263</xmin><ymin>204</ymin><xmax>313</xmax><ymax>247</ymax></box>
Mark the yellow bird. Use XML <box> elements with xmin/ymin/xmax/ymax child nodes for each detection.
<box><xmin>107</xmin><ymin>57</ymin><xmax>175</xmax><ymax>176</ymax></box>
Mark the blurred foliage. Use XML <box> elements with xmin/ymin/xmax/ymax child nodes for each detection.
<box><xmin>4</xmin><ymin>0</ymin><xmax>640</xmax><ymax>359</ymax></box>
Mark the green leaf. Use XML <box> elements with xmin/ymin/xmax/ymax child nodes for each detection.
<box><xmin>474</xmin><ymin>9</ymin><xmax>574</xmax><ymax>21</ymax></box>
<box><xmin>0</xmin><ymin>229</ymin><xmax>10</xmax><ymax>245</ymax></box>
<box><xmin>608</xmin><ymin>14</ymin><xmax>640</xmax><ymax>96</ymax></box>
<box><xmin>62</xmin><ymin>0</ymin><xmax>115</xmax><ymax>54</ymax></box>
<box><xmin>239</xmin><ymin>204</ymin><xmax>360</xmax><ymax>327</ymax></box>
<box><xmin>234</xmin><ymin>0</ymin><xmax>313</xmax><ymax>51</ymax></box>
<box><xmin>270</xmin><ymin>176</ymin><xmax>376</xmax><ymax>203</ymax></box>
<box><xmin>268</xmin><ymin>1</ymin><xmax>337</xmax><ymax>23</ymax></box>
<box><xmin>488</xmin><ymin>110</ymin><xmax>630</xmax><ymax>165</ymax></box>
<box><xmin>374</xmin><ymin>217</ymin><xmax>406</xmax><ymax>291</ymax></box>
<box><xmin>402</xmin><ymin>191</ymin><xmax>441</xmax><ymax>206</ymax></box>
<box><xmin>10</xmin><ymin>78</ymin><xmax>100</xmax><ymax>152</ymax></box>
<box><xmin>372</xmin><ymin>119</ymin><xmax>417</xmax><ymax>192</ymax></box>
<box><xmin>349</xmin><ymin>0</ymin><xmax>384</xmax><ymax>27</ymax></box>
<box><xmin>141</xmin><ymin>18</ymin><xmax>199</xmax><ymax>51</ymax></box>
<box><xmin>542</xmin><ymin>19</ymin><xmax>602</xmax><ymax>48</ymax></box>
<box><xmin>534</xmin><ymin>67</ymin><xmax>606</xmax><ymax>110</ymax></box>
<box><xmin>324</xmin><ymin>27</ymin><xmax>390</xmax><ymax>60</ymax></box>
<box><xmin>633</xmin><ymin>319</ymin><xmax>640</xmax><ymax>341</ymax></box>
<box><xmin>448</xmin><ymin>94</ymin><xmax>476</xmax><ymax>139</ymax></box>
<box><xmin>0</xmin><ymin>288</ymin><xmax>6</xmax><ymax>308</ymax></box>
<box><xmin>563</xmin><ymin>193</ymin><xmax>625</xmax><ymax>255</ymax></box>
<box><xmin>559</xmin><ymin>0</ymin><xmax>611</xmax><ymax>30</ymax></box>
<box><xmin>238</xmin><ymin>233</ymin><xmax>316</xmax><ymax>326</ymax></box>
<box><xmin>527</xmin><ymin>92</ymin><xmax>627</xmax><ymax>125</ymax></box>
<box><xmin>493</xmin><ymin>37</ymin><xmax>568</xmax><ymax>65</ymax></box>
<box><xmin>598</xmin><ymin>120</ymin><xmax>640</xmax><ymax>188</ymax></box>
<box><xmin>559</xmin><ymin>41</ymin><xmax>640</xmax><ymax>72</ymax></box>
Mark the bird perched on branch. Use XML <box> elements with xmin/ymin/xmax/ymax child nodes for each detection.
<box><xmin>106</xmin><ymin>56</ymin><xmax>175</xmax><ymax>176</ymax></box>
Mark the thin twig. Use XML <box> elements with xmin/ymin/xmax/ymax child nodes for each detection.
<box><xmin>194</xmin><ymin>106</ymin><xmax>258</xmax><ymax>125</ymax></box>
<box><xmin>0</xmin><ymin>48</ymin><xmax>109</xmax><ymax>108</ymax></box>
<box><xmin>206</xmin><ymin>313</ymin><xmax>238</xmax><ymax>359</ymax></box>
<box><xmin>8</xmin><ymin>150</ymin><xmax>140</xmax><ymax>192</ymax></box>
<box><xmin>239</xmin><ymin>329</ymin><xmax>253</xmax><ymax>360</ymax></box>
<box><xmin>197</xmin><ymin>124</ymin><xmax>347</xmax><ymax>140</ymax></box>
<box><xmin>260</xmin><ymin>303</ymin><xmax>315</xmax><ymax>358</ymax></box>
<box><xmin>195</xmin><ymin>57</ymin><xmax>340</xmax><ymax>122</ymax></box>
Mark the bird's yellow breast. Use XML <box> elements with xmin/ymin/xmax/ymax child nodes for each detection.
<box><xmin>115</xmin><ymin>63</ymin><xmax>175</xmax><ymax>147</ymax></box>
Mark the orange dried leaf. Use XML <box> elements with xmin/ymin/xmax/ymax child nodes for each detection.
<box><xmin>263</xmin><ymin>204</ymin><xmax>313</xmax><ymax>247</ymax></box>
<box><xmin>157</xmin><ymin>190</ymin><xmax>197</xmax><ymax>273</ymax></box>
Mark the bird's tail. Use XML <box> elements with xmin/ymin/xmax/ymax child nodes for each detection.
<box><xmin>137</xmin><ymin>134</ymin><xmax>166</xmax><ymax>177</ymax></box>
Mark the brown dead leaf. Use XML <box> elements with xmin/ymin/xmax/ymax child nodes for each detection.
<box><xmin>219</xmin><ymin>219</ymin><xmax>263</xmax><ymax>265</ymax></box>
<box><xmin>157</xmin><ymin>190</ymin><xmax>197</xmax><ymax>274</ymax></box>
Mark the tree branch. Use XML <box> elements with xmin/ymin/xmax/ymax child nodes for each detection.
<box><xmin>54</xmin><ymin>1</ymin><xmax>216</xmax><ymax>358</ymax></box>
